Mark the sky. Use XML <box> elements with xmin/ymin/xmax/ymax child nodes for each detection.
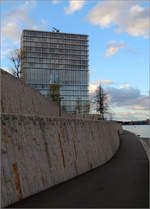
<box><xmin>1</xmin><ymin>0</ymin><xmax>150</xmax><ymax>121</ymax></box>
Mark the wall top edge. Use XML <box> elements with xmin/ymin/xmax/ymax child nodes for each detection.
<box><xmin>1</xmin><ymin>113</ymin><xmax>119</xmax><ymax>124</ymax></box>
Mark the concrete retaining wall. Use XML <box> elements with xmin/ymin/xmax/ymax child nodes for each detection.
<box><xmin>1</xmin><ymin>113</ymin><xmax>121</xmax><ymax>207</ymax></box>
<box><xmin>1</xmin><ymin>70</ymin><xmax>59</xmax><ymax>116</ymax></box>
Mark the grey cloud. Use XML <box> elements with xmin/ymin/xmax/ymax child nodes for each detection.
<box><xmin>89</xmin><ymin>83</ymin><xmax>150</xmax><ymax>111</ymax></box>
<box><xmin>106</xmin><ymin>86</ymin><xmax>140</xmax><ymax>105</ymax></box>
<box><xmin>105</xmin><ymin>86</ymin><xmax>150</xmax><ymax>110</ymax></box>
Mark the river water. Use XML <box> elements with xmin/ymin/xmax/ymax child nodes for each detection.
<box><xmin>123</xmin><ymin>125</ymin><xmax>150</xmax><ymax>138</ymax></box>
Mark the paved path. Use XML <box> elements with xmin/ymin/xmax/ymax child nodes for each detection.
<box><xmin>141</xmin><ymin>137</ymin><xmax>150</xmax><ymax>147</ymax></box>
<box><xmin>9</xmin><ymin>130</ymin><xmax>149</xmax><ymax>208</ymax></box>
<box><xmin>140</xmin><ymin>137</ymin><xmax>150</xmax><ymax>161</ymax></box>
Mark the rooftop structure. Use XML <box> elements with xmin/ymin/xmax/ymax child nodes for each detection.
<box><xmin>21</xmin><ymin>29</ymin><xmax>89</xmax><ymax>114</ymax></box>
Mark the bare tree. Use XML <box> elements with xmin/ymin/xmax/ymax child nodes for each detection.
<box><xmin>8</xmin><ymin>49</ymin><xmax>25</xmax><ymax>78</ymax></box>
<box><xmin>95</xmin><ymin>85</ymin><xmax>108</xmax><ymax>120</ymax></box>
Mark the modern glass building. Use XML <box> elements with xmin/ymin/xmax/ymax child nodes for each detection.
<box><xmin>21</xmin><ymin>29</ymin><xmax>89</xmax><ymax>113</ymax></box>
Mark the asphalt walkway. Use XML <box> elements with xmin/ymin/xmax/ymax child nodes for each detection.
<box><xmin>8</xmin><ymin>130</ymin><xmax>149</xmax><ymax>208</ymax></box>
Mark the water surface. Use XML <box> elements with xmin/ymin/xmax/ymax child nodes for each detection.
<box><xmin>123</xmin><ymin>125</ymin><xmax>150</xmax><ymax>138</ymax></box>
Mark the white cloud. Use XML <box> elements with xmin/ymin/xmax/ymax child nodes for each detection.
<box><xmin>5</xmin><ymin>1</ymin><xmax>36</xmax><ymax>25</ymax></box>
<box><xmin>104</xmin><ymin>41</ymin><xmax>125</xmax><ymax>57</ymax></box>
<box><xmin>1</xmin><ymin>1</ymin><xmax>37</xmax><ymax>44</ymax></box>
<box><xmin>89</xmin><ymin>83</ymin><xmax>98</xmax><ymax>94</ymax></box>
<box><xmin>51</xmin><ymin>0</ymin><xmax>60</xmax><ymax>4</ymax></box>
<box><xmin>87</xmin><ymin>1</ymin><xmax>149</xmax><ymax>38</ymax></box>
<box><xmin>119</xmin><ymin>84</ymin><xmax>130</xmax><ymax>89</ymax></box>
<box><xmin>89</xmin><ymin>80</ymin><xmax>114</xmax><ymax>94</ymax></box>
<box><xmin>90</xmin><ymin>69</ymin><xmax>96</xmax><ymax>73</ymax></box>
<box><xmin>64</xmin><ymin>0</ymin><xmax>85</xmax><ymax>15</ymax></box>
<box><xmin>1</xmin><ymin>23</ymin><xmax>21</xmax><ymax>44</ymax></box>
<box><xmin>2</xmin><ymin>67</ymin><xmax>13</xmax><ymax>75</ymax></box>
<box><xmin>131</xmin><ymin>105</ymin><xmax>145</xmax><ymax>110</ymax></box>
<box><xmin>41</xmin><ymin>19</ymin><xmax>47</xmax><ymax>25</ymax></box>
<box><xmin>115</xmin><ymin>110</ymin><xmax>149</xmax><ymax>121</ymax></box>
<box><xmin>119</xmin><ymin>111</ymin><xmax>136</xmax><ymax>116</ymax></box>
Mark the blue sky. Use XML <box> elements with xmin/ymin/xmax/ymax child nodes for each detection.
<box><xmin>1</xmin><ymin>0</ymin><xmax>150</xmax><ymax>121</ymax></box>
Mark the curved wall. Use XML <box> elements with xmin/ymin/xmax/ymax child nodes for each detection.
<box><xmin>1</xmin><ymin>113</ymin><xmax>121</xmax><ymax>207</ymax></box>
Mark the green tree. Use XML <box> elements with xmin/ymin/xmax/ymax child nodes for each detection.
<box><xmin>95</xmin><ymin>85</ymin><xmax>108</xmax><ymax>120</ymax></box>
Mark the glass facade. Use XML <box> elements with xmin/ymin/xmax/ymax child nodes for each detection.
<box><xmin>21</xmin><ymin>30</ymin><xmax>89</xmax><ymax>113</ymax></box>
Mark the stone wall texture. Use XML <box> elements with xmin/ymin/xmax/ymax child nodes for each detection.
<box><xmin>1</xmin><ymin>70</ymin><xmax>59</xmax><ymax>116</ymax></box>
<box><xmin>1</xmin><ymin>70</ymin><xmax>122</xmax><ymax>207</ymax></box>
<box><xmin>1</xmin><ymin>114</ymin><xmax>121</xmax><ymax>207</ymax></box>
